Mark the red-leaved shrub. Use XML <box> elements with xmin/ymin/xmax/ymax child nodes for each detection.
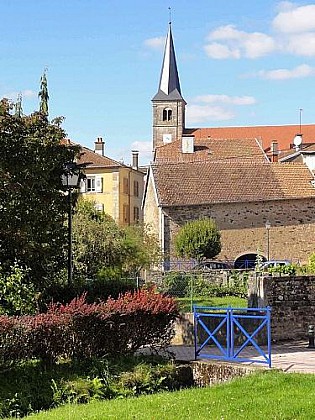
<box><xmin>0</xmin><ymin>288</ymin><xmax>179</xmax><ymax>365</ymax></box>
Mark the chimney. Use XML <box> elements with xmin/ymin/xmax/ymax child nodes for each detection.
<box><xmin>182</xmin><ymin>136</ymin><xmax>194</xmax><ymax>154</ymax></box>
<box><xmin>94</xmin><ymin>137</ymin><xmax>105</xmax><ymax>156</ymax></box>
<box><xmin>132</xmin><ymin>150</ymin><xmax>139</xmax><ymax>170</ymax></box>
<box><xmin>270</xmin><ymin>140</ymin><xmax>278</xmax><ymax>162</ymax></box>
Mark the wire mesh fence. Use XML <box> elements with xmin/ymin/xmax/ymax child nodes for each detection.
<box><xmin>146</xmin><ymin>270</ymin><xmax>249</xmax><ymax>312</ymax></box>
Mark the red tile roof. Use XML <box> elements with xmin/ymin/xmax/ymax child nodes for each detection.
<box><xmin>151</xmin><ymin>160</ymin><xmax>315</xmax><ymax>207</ymax></box>
<box><xmin>154</xmin><ymin>137</ymin><xmax>267</xmax><ymax>163</ymax></box>
<box><xmin>185</xmin><ymin>125</ymin><xmax>315</xmax><ymax>153</ymax></box>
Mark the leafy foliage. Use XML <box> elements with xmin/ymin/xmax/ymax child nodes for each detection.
<box><xmin>0</xmin><ymin>263</ymin><xmax>37</xmax><ymax>315</ymax></box>
<box><xmin>72</xmin><ymin>198</ymin><xmax>160</xmax><ymax>282</ymax></box>
<box><xmin>175</xmin><ymin>218</ymin><xmax>221</xmax><ymax>262</ymax></box>
<box><xmin>72</xmin><ymin>198</ymin><xmax>123</xmax><ymax>280</ymax></box>
<box><xmin>0</xmin><ymin>102</ymin><xmax>80</xmax><ymax>289</ymax></box>
<box><xmin>0</xmin><ymin>289</ymin><xmax>179</xmax><ymax>367</ymax></box>
<box><xmin>0</xmin><ymin>356</ymin><xmax>186</xmax><ymax>418</ymax></box>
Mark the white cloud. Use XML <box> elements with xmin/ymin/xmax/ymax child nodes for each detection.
<box><xmin>130</xmin><ymin>140</ymin><xmax>152</xmax><ymax>154</ymax></box>
<box><xmin>258</xmin><ymin>64</ymin><xmax>315</xmax><ymax>80</ymax></box>
<box><xmin>286</xmin><ymin>33</ymin><xmax>315</xmax><ymax>56</ymax></box>
<box><xmin>193</xmin><ymin>94</ymin><xmax>256</xmax><ymax>105</ymax></box>
<box><xmin>204</xmin><ymin>4</ymin><xmax>315</xmax><ymax>59</ymax></box>
<box><xmin>205</xmin><ymin>25</ymin><xmax>276</xmax><ymax>59</ymax></box>
<box><xmin>186</xmin><ymin>104</ymin><xmax>235</xmax><ymax>123</ymax></box>
<box><xmin>273</xmin><ymin>4</ymin><xmax>315</xmax><ymax>33</ymax></box>
<box><xmin>209</xmin><ymin>24</ymin><xmax>244</xmax><ymax>41</ymax></box>
<box><xmin>204</xmin><ymin>42</ymin><xmax>240</xmax><ymax>59</ymax></box>
<box><xmin>144</xmin><ymin>36</ymin><xmax>165</xmax><ymax>50</ymax></box>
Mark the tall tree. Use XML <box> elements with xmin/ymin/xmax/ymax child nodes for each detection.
<box><xmin>14</xmin><ymin>93</ymin><xmax>23</xmax><ymax>117</ymax></box>
<box><xmin>0</xmin><ymin>102</ymin><xmax>80</xmax><ymax>289</ymax></box>
<box><xmin>38</xmin><ymin>69</ymin><xmax>49</xmax><ymax>117</ymax></box>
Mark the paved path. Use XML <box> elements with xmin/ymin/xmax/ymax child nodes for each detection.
<box><xmin>167</xmin><ymin>340</ymin><xmax>315</xmax><ymax>374</ymax></box>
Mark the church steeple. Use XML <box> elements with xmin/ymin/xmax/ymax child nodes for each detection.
<box><xmin>153</xmin><ymin>23</ymin><xmax>183</xmax><ymax>101</ymax></box>
<box><xmin>152</xmin><ymin>23</ymin><xmax>186</xmax><ymax>150</ymax></box>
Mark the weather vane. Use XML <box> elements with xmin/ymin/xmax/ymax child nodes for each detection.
<box><xmin>169</xmin><ymin>7</ymin><xmax>171</xmax><ymax>25</ymax></box>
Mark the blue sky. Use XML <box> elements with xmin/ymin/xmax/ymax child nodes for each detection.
<box><xmin>2</xmin><ymin>1</ymin><xmax>315</xmax><ymax>165</ymax></box>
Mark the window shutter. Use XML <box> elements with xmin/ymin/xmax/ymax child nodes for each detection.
<box><xmin>95</xmin><ymin>176</ymin><xmax>103</xmax><ymax>193</ymax></box>
<box><xmin>80</xmin><ymin>180</ymin><xmax>86</xmax><ymax>193</ymax></box>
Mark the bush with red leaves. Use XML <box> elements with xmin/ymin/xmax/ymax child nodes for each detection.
<box><xmin>0</xmin><ymin>288</ymin><xmax>179</xmax><ymax>365</ymax></box>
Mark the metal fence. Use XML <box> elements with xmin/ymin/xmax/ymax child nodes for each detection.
<box><xmin>194</xmin><ymin>306</ymin><xmax>272</xmax><ymax>367</ymax></box>
<box><xmin>148</xmin><ymin>270</ymin><xmax>249</xmax><ymax>312</ymax></box>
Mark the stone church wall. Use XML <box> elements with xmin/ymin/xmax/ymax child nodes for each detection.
<box><xmin>164</xmin><ymin>198</ymin><xmax>315</xmax><ymax>264</ymax></box>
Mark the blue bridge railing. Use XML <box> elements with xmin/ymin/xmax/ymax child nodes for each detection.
<box><xmin>193</xmin><ymin>306</ymin><xmax>272</xmax><ymax>367</ymax></box>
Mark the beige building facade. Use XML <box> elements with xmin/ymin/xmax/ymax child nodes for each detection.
<box><xmin>78</xmin><ymin>139</ymin><xmax>144</xmax><ymax>226</ymax></box>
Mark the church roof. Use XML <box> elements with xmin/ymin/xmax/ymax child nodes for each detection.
<box><xmin>152</xmin><ymin>23</ymin><xmax>184</xmax><ymax>102</ymax></box>
<box><xmin>186</xmin><ymin>125</ymin><xmax>315</xmax><ymax>155</ymax></box>
<box><xmin>154</xmin><ymin>137</ymin><xmax>268</xmax><ymax>163</ymax></box>
<box><xmin>151</xmin><ymin>160</ymin><xmax>315</xmax><ymax>207</ymax></box>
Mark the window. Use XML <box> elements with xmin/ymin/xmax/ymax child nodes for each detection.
<box><xmin>133</xmin><ymin>206</ymin><xmax>140</xmax><ymax>223</ymax></box>
<box><xmin>162</xmin><ymin>108</ymin><xmax>172</xmax><ymax>121</ymax></box>
<box><xmin>134</xmin><ymin>180</ymin><xmax>139</xmax><ymax>197</ymax></box>
<box><xmin>123</xmin><ymin>177</ymin><xmax>129</xmax><ymax>194</ymax></box>
<box><xmin>123</xmin><ymin>204</ymin><xmax>130</xmax><ymax>224</ymax></box>
<box><xmin>86</xmin><ymin>176</ymin><xmax>103</xmax><ymax>193</ymax></box>
<box><xmin>87</xmin><ymin>177</ymin><xmax>96</xmax><ymax>192</ymax></box>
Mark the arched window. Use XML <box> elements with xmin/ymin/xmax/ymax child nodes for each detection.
<box><xmin>162</xmin><ymin>108</ymin><xmax>172</xmax><ymax>121</ymax></box>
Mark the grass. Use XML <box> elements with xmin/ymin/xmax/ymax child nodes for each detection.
<box><xmin>176</xmin><ymin>296</ymin><xmax>247</xmax><ymax>312</ymax></box>
<box><xmin>25</xmin><ymin>370</ymin><xmax>315</xmax><ymax>419</ymax></box>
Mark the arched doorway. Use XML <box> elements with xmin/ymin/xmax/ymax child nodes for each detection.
<box><xmin>234</xmin><ymin>253</ymin><xmax>266</xmax><ymax>269</ymax></box>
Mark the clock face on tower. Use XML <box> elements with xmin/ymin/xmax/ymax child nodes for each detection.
<box><xmin>163</xmin><ymin>133</ymin><xmax>172</xmax><ymax>144</ymax></box>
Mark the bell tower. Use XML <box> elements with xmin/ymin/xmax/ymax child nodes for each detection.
<box><xmin>152</xmin><ymin>23</ymin><xmax>186</xmax><ymax>151</ymax></box>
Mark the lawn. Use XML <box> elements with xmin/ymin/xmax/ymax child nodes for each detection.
<box><xmin>177</xmin><ymin>296</ymin><xmax>247</xmax><ymax>312</ymax></box>
<box><xmin>26</xmin><ymin>370</ymin><xmax>315</xmax><ymax>419</ymax></box>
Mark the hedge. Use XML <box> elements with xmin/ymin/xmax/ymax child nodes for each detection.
<box><xmin>0</xmin><ymin>289</ymin><xmax>179</xmax><ymax>366</ymax></box>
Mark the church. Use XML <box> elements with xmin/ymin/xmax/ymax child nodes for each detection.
<box><xmin>143</xmin><ymin>23</ymin><xmax>315</xmax><ymax>269</ymax></box>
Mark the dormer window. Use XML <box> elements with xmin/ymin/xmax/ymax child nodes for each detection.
<box><xmin>163</xmin><ymin>108</ymin><xmax>172</xmax><ymax>121</ymax></box>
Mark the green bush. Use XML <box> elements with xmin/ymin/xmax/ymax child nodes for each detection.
<box><xmin>159</xmin><ymin>273</ymin><xmax>191</xmax><ymax>297</ymax></box>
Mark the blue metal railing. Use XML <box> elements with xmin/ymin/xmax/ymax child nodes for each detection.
<box><xmin>194</xmin><ymin>306</ymin><xmax>271</xmax><ymax>367</ymax></box>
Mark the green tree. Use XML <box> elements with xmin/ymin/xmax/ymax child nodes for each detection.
<box><xmin>72</xmin><ymin>199</ymin><xmax>161</xmax><ymax>281</ymax></box>
<box><xmin>38</xmin><ymin>69</ymin><xmax>49</xmax><ymax>116</ymax></box>
<box><xmin>0</xmin><ymin>102</ymin><xmax>80</xmax><ymax>289</ymax></box>
<box><xmin>175</xmin><ymin>218</ymin><xmax>221</xmax><ymax>262</ymax></box>
<box><xmin>72</xmin><ymin>198</ymin><xmax>124</xmax><ymax>280</ymax></box>
<box><xmin>120</xmin><ymin>224</ymin><xmax>161</xmax><ymax>276</ymax></box>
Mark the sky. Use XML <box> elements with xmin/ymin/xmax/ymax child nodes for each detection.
<box><xmin>2</xmin><ymin>1</ymin><xmax>315</xmax><ymax>165</ymax></box>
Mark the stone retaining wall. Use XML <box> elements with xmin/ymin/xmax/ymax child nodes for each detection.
<box><xmin>248</xmin><ymin>275</ymin><xmax>315</xmax><ymax>341</ymax></box>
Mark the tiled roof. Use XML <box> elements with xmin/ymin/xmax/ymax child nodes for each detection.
<box><xmin>151</xmin><ymin>160</ymin><xmax>315</xmax><ymax>207</ymax></box>
<box><xmin>154</xmin><ymin>137</ymin><xmax>267</xmax><ymax>163</ymax></box>
<box><xmin>185</xmin><ymin>125</ymin><xmax>315</xmax><ymax>153</ymax></box>
<box><xmin>77</xmin><ymin>146</ymin><xmax>124</xmax><ymax>168</ymax></box>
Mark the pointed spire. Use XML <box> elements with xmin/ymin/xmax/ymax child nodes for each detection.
<box><xmin>38</xmin><ymin>69</ymin><xmax>49</xmax><ymax>116</ymax></box>
<box><xmin>153</xmin><ymin>23</ymin><xmax>184</xmax><ymax>101</ymax></box>
<box><xmin>14</xmin><ymin>92</ymin><xmax>23</xmax><ymax>117</ymax></box>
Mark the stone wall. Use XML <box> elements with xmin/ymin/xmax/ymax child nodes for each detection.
<box><xmin>164</xmin><ymin>198</ymin><xmax>315</xmax><ymax>264</ymax></box>
<box><xmin>248</xmin><ymin>275</ymin><xmax>315</xmax><ymax>341</ymax></box>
